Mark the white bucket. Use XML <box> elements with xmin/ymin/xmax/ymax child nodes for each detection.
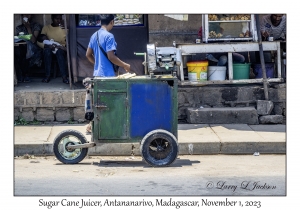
<box><xmin>208</xmin><ymin>66</ymin><xmax>226</xmax><ymax>81</ymax></box>
<box><xmin>188</xmin><ymin>72</ymin><xmax>198</xmax><ymax>81</ymax></box>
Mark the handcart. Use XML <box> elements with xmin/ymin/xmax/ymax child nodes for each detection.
<box><xmin>53</xmin><ymin>75</ymin><xmax>179</xmax><ymax>167</ymax></box>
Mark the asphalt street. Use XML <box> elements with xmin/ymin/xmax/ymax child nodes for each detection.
<box><xmin>14</xmin><ymin>154</ymin><xmax>285</xmax><ymax>196</ymax></box>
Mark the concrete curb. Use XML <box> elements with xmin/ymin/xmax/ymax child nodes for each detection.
<box><xmin>14</xmin><ymin>124</ymin><xmax>286</xmax><ymax>157</ymax></box>
<box><xmin>14</xmin><ymin>141</ymin><xmax>286</xmax><ymax>157</ymax></box>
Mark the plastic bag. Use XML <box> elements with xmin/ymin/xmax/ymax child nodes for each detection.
<box><xmin>18</xmin><ymin>34</ymin><xmax>32</xmax><ymax>41</ymax></box>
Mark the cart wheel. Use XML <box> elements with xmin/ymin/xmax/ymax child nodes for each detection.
<box><xmin>140</xmin><ymin>129</ymin><xmax>178</xmax><ymax>167</ymax></box>
<box><xmin>53</xmin><ymin>130</ymin><xmax>88</xmax><ymax>164</ymax></box>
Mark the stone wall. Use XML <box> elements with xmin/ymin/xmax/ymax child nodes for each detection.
<box><xmin>14</xmin><ymin>90</ymin><xmax>86</xmax><ymax>122</ymax></box>
<box><xmin>14</xmin><ymin>84</ymin><xmax>286</xmax><ymax>124</ymax></box>
<box><xmin>178</xmin><ymin>84</ymin><xmax>286</xmax><ymax>121</ymax></box>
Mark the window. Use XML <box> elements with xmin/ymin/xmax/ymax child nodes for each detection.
<box><xmin>76</xmin><ymin>14</ymin><xmax>144</xmax><ymax>27</ymax></box>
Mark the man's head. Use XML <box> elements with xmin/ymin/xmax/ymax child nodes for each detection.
<box><xmin>21</xmin><ymin>14</ymin><xmax>32</xmax><ymax>23</ymax></box>
<box><xmin>99</xmin><ymin>14</ymin><xmax>115</xmax><ymax>29</ymax></box>
<box><xmin>270</xmin><ymin>14</ymin><xmax>284</xmax><ymax>26</ymax></box>
<box><xmin>51</xmin><ymin>14</ymin><xmax>63</xmax><ymax>27</ymax></box>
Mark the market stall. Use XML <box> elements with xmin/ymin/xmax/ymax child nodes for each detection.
<box><xmin>176</xmin><ymin>14</ymin><xmax>285</xmax><ymax>85</ymax></box>
<box><xmin>177</xmin><ymin>41</ymin><xmax>283</xmax><ymax>84</ymax></box>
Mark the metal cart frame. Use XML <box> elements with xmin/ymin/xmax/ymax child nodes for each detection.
<box><xmin>53</xmin><ymin>75</ymin><xmax>179</xmax><ymax>167</ymax></box>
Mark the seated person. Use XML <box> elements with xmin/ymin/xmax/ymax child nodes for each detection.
<box><xmin>257</xmin><ymin>14</ymin><xmax>286</xmax><ymax>63</ymax></box>
<box><xmin>260</xmin><ymin>14</ymin><xmax>286</xmax><ymax>41</ymax></box>
<box><xmin>37</xmin><ymin>14</ymin><xmax>69</xmax><ymax>84</ymax></box>
<box><xmin>15</xmin><ymin>14</ymin><xmax>42</xmax><ymax>82</ymax></box>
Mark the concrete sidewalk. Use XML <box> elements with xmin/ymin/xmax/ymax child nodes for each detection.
<box><xmin>14</xmin><ymin>124</ymin><xmax>286</xmax><ymax>156</ymax></box>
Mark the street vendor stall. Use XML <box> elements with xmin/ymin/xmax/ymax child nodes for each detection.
<box><xmin>175</xmin><ymin>14</ymin><xmax>285</xmax><ymax>85</ymax></box>
<box><xmin>176</xmin><ymin>41</ymin><xmax>283</xmax><ymax>84</ymax></box>
<box><xmin>202</xmin><ymin>14</ymin><xmax>257</xmax><ymax>42</ymax></box>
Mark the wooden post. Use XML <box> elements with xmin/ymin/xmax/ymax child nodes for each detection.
<box><xmin>63</xmin><ymin>14</ymin><xmax>72</xmax><ymax>89</ymax></box>
<box><xmin>255</xmin><ymin>14</ymin><xmax>269</xmax><ymax>100</ymax></box>
<box><xmin>43</xmin><ymin>14</ymin><xmax>46</xmax><ymax>27</ymax></box>
<box><xmin>228</xmin><ymin>52</ymin><xmax>233</xmax><ymax>80</ymax></box>
<box><xmin>14</xmin><ymin>66</ymin><xmax>18</xmax><ymax>86</ymax></box>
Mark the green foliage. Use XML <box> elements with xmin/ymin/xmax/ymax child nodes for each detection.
<box><xmin>67</xmin><ymin>118</ymin><xmax>76</xmax><ymax>124</ymax></box>
<box><xmin>14</xmin><ymin>117</ymin><xmax>28</xmax><ymax>125</ymax></box>
<box><xmin>30</xmin><ymin>119</ymin><xmax>42</xmax><ymax>125</ymax></box>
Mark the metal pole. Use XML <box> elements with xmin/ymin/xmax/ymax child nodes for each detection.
<box><xmin>63</xmin><ymin>14</ymin><xmax>72</xmax><ymax>89</ymax></box>
<box><xmin>255</xmin><ymin>14</ymin><xmax>269</xmax><ymax>100</ymax></box>
<box><xmin>43</xmin><ymin>14</ymin><xmax>46</xmax><ymax>27</ymax></box>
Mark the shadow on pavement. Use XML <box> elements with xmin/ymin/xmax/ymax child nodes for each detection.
<box><xmin>179</xmin><ymin>124</ymin><xmax>286</xmax><ymax>133</ymax></box>
<box><xmin>91</xmin><ymin>159</ymin><xmax>201</xmax><ymax>168</ymax></box>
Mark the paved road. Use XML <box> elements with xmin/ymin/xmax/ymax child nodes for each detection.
<box><xmin>14</xmin><ymin>154</ymin><xmax>285</xmax><ymax>196</ymax></box>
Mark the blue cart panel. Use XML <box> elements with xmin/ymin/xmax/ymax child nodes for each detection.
<box><xmin>129</xmin><ymin>82</ymin><xmax>173</xmax><ymax>138</ymax></box>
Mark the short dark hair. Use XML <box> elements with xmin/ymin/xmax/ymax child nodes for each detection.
<box><xmin>51</xmin><ymin>14</ymin><xmax>63</xmax><ymax>20</ymax></box>
<box><xmin>99</xmin><ymin>14</ymin><xmax>115</xmax><ymax>25</ymax></box>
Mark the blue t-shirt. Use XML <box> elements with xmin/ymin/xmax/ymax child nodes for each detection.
<box><xmin>88</xmin><ymin>28</ymin><xmax>117</xmax><ymax>77</ymax></box>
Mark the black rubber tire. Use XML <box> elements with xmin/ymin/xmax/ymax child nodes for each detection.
<box><xmin>53</xmin><ymin>129</ymin><xmax>88</xmax><ymax>164</ymax></box>
<box><xmin>140</xmin><ymin>129</ymin><xmax>178</xmax><ymax>167</ymax></box>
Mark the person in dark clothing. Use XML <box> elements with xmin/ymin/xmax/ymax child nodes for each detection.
<box><xmin>260</xmin><ymin>14</ymin><xmax>286</xmax><ymax>41</ymax></box>
<box><xmin>37</xmin><ymin>14</ymin><xmax>69</xmax><ymax>84</ymax></box>
<box><xmin>14</xmin><ymin>14</ymin><xmax>42</xmax><ymax>82</ymax></box>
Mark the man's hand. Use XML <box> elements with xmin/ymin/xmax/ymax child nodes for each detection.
<box><xmin>56</xmin><ymin>45</ymin><xmax>67</xmax><ymax>51</ymax></box>
<box><xmin>51</xmin><ymin>44</ymin><xmax>57</xmax><ymax>50</ymax></box>
<box><xmin>23</xmin><ymin>18</ymin><xmax>30</xmax><ymax>29</ymax></box>
<box><xmin>261</xmin><ymin>31</ymin><xmax>269</xmax><ymax>40</ymax></box>
<box><xmin>107</xmin><ymin>51</ymin><xmax>131</xmax><ymax>72</ymax></box>
<box><xmin>123</xmin><ymin>63</ymin><xmax>131</xmax><ymax>72</ymax></box>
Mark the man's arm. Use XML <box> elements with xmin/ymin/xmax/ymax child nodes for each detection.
<box><xmin>37</xmin><ymin>26</ymin><xmax>47</xmax><ymax>48</ymax></box>
<box><xmin>86</xmin><ymin>47</ymin><xmax>95</xmax><ymax>65</ymax></box>
<box><xmin>107</xmin><ymin>51</ymin><xmax>130</xmax><ymax>72</ymax></box>
<box><xmin>31</xmin><ymin>30</ymin><xmax>39</xmax><ymax>43</ymax></box>
<box><xmin>282</xmin><ymin>17</ymin><xmax>286</xmax><ymax>40</ymax></box>
<box><xmin>23</xmin><ymin>20</ymin><xmax>39</xmax><ymax>43</ymax></box>
<box><xmin>260</xmin><ymin>16</ymin><xmax>269</xmax><ymax>41</ymax></box>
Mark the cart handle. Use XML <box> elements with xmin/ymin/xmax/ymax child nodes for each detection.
<box><xmin>83</xmin><ymin>77</ymin><xmax>94</xmax><ymax>85</ymax></box>
<box><xmin>134</xmin><ymin>52</ymin><xmax>148</xmax><ymax>75</ymax></box>
<box><xmin>134</xmin><ymin>52</ymin><xmax>146</xmax><ymax>56</ymax></box>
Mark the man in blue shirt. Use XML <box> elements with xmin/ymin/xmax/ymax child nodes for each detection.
<box><xmin>85</xmin><ymin>14</ymin><xmax>131</xmax><ymax>134</ymax></box>
<box><xmin>86</xmin><ymin>14</ymin><xmax>131</xmax><ymax>76</ymax></box>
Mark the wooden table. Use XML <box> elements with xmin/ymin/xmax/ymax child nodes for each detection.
<box><xmin>14</xmin><ymin>41</ymin><xmax>27</xmax><ymax>46</ymax></box>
